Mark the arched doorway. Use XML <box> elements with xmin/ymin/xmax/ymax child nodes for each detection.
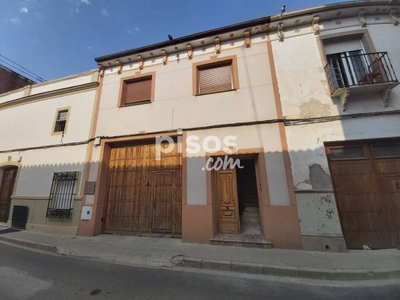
<box><xmin>0</xmin><ymin>167</ymin><xmax>18</xmax><ymax>223</ymax></box>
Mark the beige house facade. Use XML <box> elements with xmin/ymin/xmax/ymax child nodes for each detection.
<box><xmin>1</xmin><ymin>1</ymin><xmax>399</xmax><ymax>251</ymax></box>
<box><xmin>78</xmin><ymin>16</ymin><xmax>302</xmax><ymax>249</ymax></box>
<box><xmin>0</xmin><ymin>70</ymin><xmax>99</xmax><ymax>235</ymax></box>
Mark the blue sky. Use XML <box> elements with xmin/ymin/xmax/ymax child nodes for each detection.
<box><xmin>1</xmin><ymin>0</ymin><xmax>341</xmax><ymax>81</ymax></box>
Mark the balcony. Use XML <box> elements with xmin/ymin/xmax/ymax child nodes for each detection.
<box><xmin>324</xmin><ymin>52</ymin><xmax>399</xmax><ymax>111</ymax></box>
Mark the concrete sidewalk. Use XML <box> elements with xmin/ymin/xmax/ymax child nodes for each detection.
<box><xmin>0</xmin><ymin>229</ymin><xmax>400</xmax><ymax>281</ymax></box>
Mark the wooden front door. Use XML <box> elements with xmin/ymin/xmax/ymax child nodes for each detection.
<box><xmin>152</xmin><ymin>171</ymin><xmax>174</xmax><ymax>232</ymax></box>
<box><xmin>327</xmin><ymin>140</ymin><xmax>400</xmax><ymax>249</ymax></box>
<box><xmin>216</xmin><ymin>169</ymin><xmax>240</xmax><ymax>234</ymax></box>
<box><xmin>103</xmin><ymin>141</ymin><xmax>182</xmax><ymax>235</ymax></box>
<box><xmin>0</xmin><ymin>168</ymin><xmax>17</xmax><ymax>223</ymax></box>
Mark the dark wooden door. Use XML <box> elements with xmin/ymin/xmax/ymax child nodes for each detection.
<box><xmin>327</xmin><ymin>141</ymin><xmax>400</xmax><ymax>249</ymax></box>
<box><xmin>104</xmin><ymin>141</ymin><xmax>182</xmax><ymax>235</ymax></box>
<box><xmin>0</xmin><ymin>168</ymin><xmax>17</xmax><ymax>223</ymax></box>
<box><xmin>216</xmin><ymin>169</ymin><xmax>240</xmax><ymax>234</ymax></box>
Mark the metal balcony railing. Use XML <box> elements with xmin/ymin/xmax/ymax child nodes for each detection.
<box><xmin>324</xmin><ymin>51</ymin><xmax>398</xmax><ymax>93</ymax></box>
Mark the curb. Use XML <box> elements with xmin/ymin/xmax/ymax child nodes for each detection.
<box><xmin>182</xmin><ymin>257</ymin><xmax>400</xmax><ymax>281</ymax></box>
<box><xmin>0</xmin><ymin>235</ymin><xmax>58</xmax><ymax>253</ymax></box>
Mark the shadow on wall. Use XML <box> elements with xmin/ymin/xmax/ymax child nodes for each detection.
<box><xmin>4</xmin><ymin>162</ymin><xmax>91</xmax><ymax>235</ymax></box>
<box><xmin>3</xmin><ymin>138</ymin><xmax>398</xmax><ymax>250</ymax></box>
<box><xmin>1</xmin><ymin>145</ymin><xmax>341</xmax><ymax>246</ymax></box>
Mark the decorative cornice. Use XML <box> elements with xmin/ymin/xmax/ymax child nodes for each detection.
<box><xmin>214</xmin><ymin>37</ymin><xmax>221</xmax><ymax>53</ymax></box>
<box><xmin>116</xmin><ymin>60</ymin><xmax>123</xmax><ymax>74</ymax></box>
<box><xmin>137</xmin><ymin>55</ymin><xmax>144</xmax><ymax>70</ymax></box>
<box><xmin>244</xmin><ymin>30</ymin><xmax>251</xmax><ymax>48</ymax></box>
<box><xmin>277</xmin><ymin>23</ymin><xmax>284</xmax><ymax>42</ymax></box>
<box><xmin>358</xmin><ymin>9</ymin><xmax>367</xmax><ymax>27</ymax></box>
<box><xmin>0</xmin><ymin>82</ymin><xmax>99</xmax><ymax>111</ymax></box>
<box><xmin>95</xmin><ymin>1</ymin><xmax>398</xmax><ymax>64</ymax></box>
<box><xmin>186</xmin><ymin>43</ymin><xmax>193</xmax><ymax>59</ymax></box>
<box><xmin>312</xmin><ymin>15</ymin><xmax>320</xmax><ymax>35</ymax></box>
<box><xmin>390</xmin><ymin>8</ymin><xmax>399</xmax><ymax>26</ymax></box>
<box><xmin>161</xmin><ymin>49</ymin><xmax>168</xmax><ymax>65</ymax></box>
<box><xmin>98</xmin><ymin>64</ymin><xmax>105</xmax><ymax>77</ymax></box>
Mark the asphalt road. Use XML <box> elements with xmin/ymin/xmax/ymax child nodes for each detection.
<box><xmin>0</xmin><ymin>242</ymin><xmax>399</xmax><ymax>300</ymax></box>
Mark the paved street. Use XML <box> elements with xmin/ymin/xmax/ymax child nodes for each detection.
<box><xmin>0</xmin><ymin>243</ymin><xmax>399</xmax><ymax>300</ymax></box>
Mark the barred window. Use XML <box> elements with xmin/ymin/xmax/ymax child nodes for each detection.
<box><xmin>46</xmin><ymin>172</ymin><xmax>78</xmax><ymax>219</ymax></box>
<box><xmin>54</xmin><ymin>109</ymin><xmax>69</xmax><ymax>133</ymax></box>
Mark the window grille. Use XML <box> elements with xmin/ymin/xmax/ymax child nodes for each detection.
<box><xmin>46</xmin><ymin>172</ymin><xmax>78</xmax><ymax>219</ymax></box>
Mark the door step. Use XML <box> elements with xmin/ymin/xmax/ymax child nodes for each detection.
<box><xmin>210</xmin><ymin>234</ymin><xmax>273</xmax><ymax>249</ymax></box>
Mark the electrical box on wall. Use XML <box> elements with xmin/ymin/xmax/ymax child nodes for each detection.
<box><xmin>84</xmin><ymin>181</ymin><xmax>96</xmax><ymax>195</ymax></box>
<box><xmin>81</xmin><ymin>206</ymin><xmax>93</xmax><ymax>221</ymax></box>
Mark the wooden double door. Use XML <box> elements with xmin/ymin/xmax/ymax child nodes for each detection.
<box><xmin>327</xmin><ymin>140</ymin><xmax>400</xmax><ymax>249</ymax></box>
<box><xmin>0</xmin><ymin>168</ymin><xmax>17</xmax><ymax>223</ymax></box>
<box><xmin>103</xmin><ymin>142</ymin><xmax>182</xmax><ymax>235</ymax></box>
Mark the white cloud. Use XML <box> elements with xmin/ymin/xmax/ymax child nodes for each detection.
<box><xmin>101</xmin><ymin>8</ymin><xmax>110</xmax><ymax>16</ymax></box>
<box><xmin>10</xmin><ymin>17</ymin><xmax>21</xmax><ymax>24</ymax></box>
<box><xmin>20</xmin><ymin>7</ymin><xmax>29</xmax><ymax>13</ymax></box>
<box><xmin>80</xmin><ymin>0</ymin><xmax>91</xmax><ymax>4</ymax></box>
<box><xmin>128</xmin><ymin>27</ymin><xmax>140</xmax><ymax>34</ymax></box>
<box><xmin>86</xmin><ymin>46</ymin><xmax>93</xmax><ymax>51</ymax></box>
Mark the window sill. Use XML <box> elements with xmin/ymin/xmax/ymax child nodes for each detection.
<box><xmin>119</xmin><ymin>100</ymin><xmax>152</xmax><ymax>107</ymax></box>
<box><xmin>194</xmin><ymin>88</ymin><xmax>237</xmax><ymax>97</ymax></box>
<box><xmin>46</xmin><ymin>208</ymin><xmax>73</xmax><ymax>219</ymax></box>
<box><xmin>51</xmin><ymin>131</ymin><xmax>65</xmax><ymax>136</ymax></box>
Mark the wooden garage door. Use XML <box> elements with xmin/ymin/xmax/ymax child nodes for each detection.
<box><xmin>327</xmin><ymin>141</ymin><xmax>400</xmax><ymax>249</ymax></box>
<box><xmin>103</xmin><ymin>141</ymin><xmax>182</xmax><ymax>235</ymax></box>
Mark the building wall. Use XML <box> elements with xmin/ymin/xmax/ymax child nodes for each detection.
<box><xmin>96</xmin><ymin>39</ymin><xmax>275</xmax><ymax>136</ymax></box>
<box><xmin>0</xmin><ymin>66</ymin><xmax>34</xmax><ymax>95</ymax></box>
<box><xmin>80</xmin><ymin>34</ymin><xmax>302</xmax><ymax>248</ymax></box>
<box><xmin>0</xmin><ymin>70</ymin><xmax>99</xmax><ymax>235</ymax></box>
<box><xmin>271</xmin><ymin>14</ymin><xmax>400</xmax><ymax>250</ymax></box>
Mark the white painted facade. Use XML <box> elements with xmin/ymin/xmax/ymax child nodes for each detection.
<box><xmin>271</xmin><ymin>2</ymin><xmax>400</xmax><ymax>250</ymax></box>
<box><xmin>0</xmin><ymin>70</ymin><xmax>99</xmax><ymax>234</ymax></box>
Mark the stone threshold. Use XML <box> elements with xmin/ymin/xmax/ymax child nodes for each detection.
<box><xmin>210</xmin><ymin>233</ymin><xmax>273</xmax><ymax>249</ymax></box>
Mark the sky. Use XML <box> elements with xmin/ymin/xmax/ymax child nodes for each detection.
<box><xmin>0</xmin><ymin>0</ymin><xmax>343</xmax><ymax>82</ymax></box>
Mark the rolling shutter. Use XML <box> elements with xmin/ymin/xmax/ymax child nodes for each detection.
<box><xmin>198</xmin><ymin>62</ymin><xmax>233</xmax><ymax>94</ymax></box>
<box><xmin>124</xmin><ymin>76</ymin><xmax>152</xmax><ymax>104</ymax></box>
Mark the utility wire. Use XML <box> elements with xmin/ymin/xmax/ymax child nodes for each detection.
<box><xmin>0</xmin><ymin>58</ymin><xmax>44</xmax><ymax>83</ymax></box>
<box><xmin>1</xmin><ymin>110</ymin><xmax>399</xmax><ymax>154</ymax></box>
<box><xmin>0</xmin><ymin>53</ymin><xmax>45</xmax><ymax>83</ymax></box>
